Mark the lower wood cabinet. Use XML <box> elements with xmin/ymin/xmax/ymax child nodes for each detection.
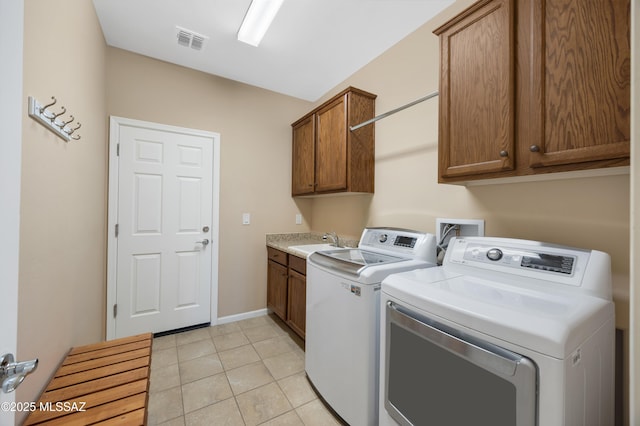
<box><xmin>266</xmin><ymin>247</ymin><xmax>306</xmax><ymax>339</ymax></box>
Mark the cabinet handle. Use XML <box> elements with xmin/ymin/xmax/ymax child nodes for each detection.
<box><xmin>529</xmin><ymin>145</ymin><xmax>540</xmax><ymax>153</ymax></box>
<box><xmin>499</xmin><ymin>150</ymin><xmax>508</xmax><ymax>158</ymax></box>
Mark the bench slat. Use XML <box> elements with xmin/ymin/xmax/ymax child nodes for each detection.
<box><xmin>63</xmin><ymin>340</ymin><xmax>151</xmax><ymax>365</ymax></box>
<box><xmin>55</xmin><ymin>348</ymin><xmax>150</xmax><ymax>377</ymax></box>
<box><xmin>40</xmin><ymin>367</ymin><xmax>149</xmax><ymax>403</ymax></box>
<box><xmin>25</xmin><ymin>333</ymin><xmax>152</xmax><ymax>426</ymax></box>
<box><xmin>28</xmin><ymin>393</ymin><xmax>147</xmax><ymax>426</ymax></box>
<box><xmin>91</xmin><ymin>408</ymin><xmax>146</xmax><ymax>425</ymax></box>
<box><xmin>24</xmin><ymin>379</ymin><xmax>148</xmax><ymax>424</ymax></box>
<box><xmin>48</xmin><ymin>356</ymin><xmax>150</xmax><ymax>391</ymax></box>
<box><xmin>67</xmin><ymin>334</ymin><xmax>152</xmax><ymax>355</ymax></box>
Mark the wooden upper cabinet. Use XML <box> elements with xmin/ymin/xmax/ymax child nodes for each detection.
<box><xmin>291</xmin><ymin>87</ymin><xmax>376</xmax><ymax>196</ymax></box>
<box><xmin>316</xmin><ymin>95</ymin><xmax>348</xmax><ymax>192</ymax></box>
<box><xmin>523</xmin><ymin>0</ymin><xmax>631</xmax><ymax>168</ymax></box>
<box><xmin>292</xmin><ymin>115</ymin><xmax>315</xmax><ymax>195</ymax></box>
<box><xmin>435</xmin><ymin>0</ymin><xmax>515</xmax><ymax>180</ymax></box>
<box><xmin>435</xmin><ymin>0</ymin><xmax>630</xmax><ymax>183</ymax></box>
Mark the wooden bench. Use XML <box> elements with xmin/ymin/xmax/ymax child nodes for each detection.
<box><xmin>24</xmin><ymin>333</ymin><xmax>152</xmax><ymax>426</ymax></box>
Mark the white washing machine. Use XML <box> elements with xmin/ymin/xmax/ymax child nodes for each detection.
<box><xmin>306</xmin><ymin>227</ymin><xmax>437</xmax><ymax>426</ymax></box>
<box><xmin>380</xmin><ymin>237</ymin><xmax>615</xmax><ymax>426</ymax></box>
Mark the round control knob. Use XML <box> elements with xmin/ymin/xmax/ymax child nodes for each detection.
<box><xmin>486</xmin><ymin>248</ymin><xmax>503</xmax><ymax>261</ymax></box>
<box><xmin>379</xmin><ymin>234</ymin><xmax>388</xmax><ymax>243</ymax></box>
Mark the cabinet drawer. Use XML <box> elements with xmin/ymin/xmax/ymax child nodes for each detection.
<box><xmin>267</xmin><ymin>247</ymin><xmax>288</xmax><ymax>266</ymax></box>
<box><xmin>289</xmin><ymin>255</ymin><xmax>306</xmax><ymax>275</ymax></box>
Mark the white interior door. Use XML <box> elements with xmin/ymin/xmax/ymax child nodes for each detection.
<box><xmin>0</xmin><ymin>0</ymin><xmax>23</xmax><ymax>419</ymax></box>
<box><xmin>107</xmin><ymin>117</ymin><xmax>220</xmax><ymax>339</ymax></box>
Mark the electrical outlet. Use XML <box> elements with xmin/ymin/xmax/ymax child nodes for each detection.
<box><xmin>295</xmin><ymin>214</ymin><xmax>302</xmax><ymax>225</ymax></box>
<box><xmin>436</xmin><ymin>218</ymin><xmax>485</xmax><ymax>246</ymax></box>
<box><xmin>242</xmin><ymin>213</ymin><xmax>250</xmax><ymax>225</ymax></box>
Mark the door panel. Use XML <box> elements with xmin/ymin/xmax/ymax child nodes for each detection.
<box><xmin>291</xmin><ymin>115</ymin><xmax>315</xmax><ymax>195</ymax></box>
<box><xmin>113</xmin><ymin>120</ymin><xmax>216</xmax><ymax>337</ymax></box>
<box><xmin>436</xmin><ymin>0</ymin><xmax>516</xmax><ymax>178</ymax></box>
<box><xmin>526</xmin><ymin>0</ymin><xmax>630</xmax><ymax>167</ymax></box>
<box><xmin>315</xmin><ymin>96</ymin><xmax>348</xmax><ymax>192</ymax></box>
<box><xmin>132</xmin><ymin>253</ymin><xmax>161</xmax><ymax>315</ymax></box>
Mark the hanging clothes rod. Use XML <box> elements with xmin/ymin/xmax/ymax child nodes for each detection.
<box><xmin>349</xmin><ymin>90</ymin><xmax>439</xmax><ymax>132</ymax></box>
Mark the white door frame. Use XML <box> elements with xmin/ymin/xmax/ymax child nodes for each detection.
<box><xmin>0</xmin><ymin>0</ymin><xmax>23</xmax><ymax>419</ymax></box>
<box><xmin>106</xmin><ymin>116</ymin><xmax>220</xmax><ymax>340</ymax></box>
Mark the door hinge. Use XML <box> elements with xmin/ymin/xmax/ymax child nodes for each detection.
<box><xmin>115</xmin><ymin>224</ymin><xmax>119</xmax><ymax>237</ymax></box>
<box><xmin>116</xmin><ymin>143</ymin><xmax>120</xmax><ymax>156</ymax></box>
<box><xmin>113</xmin><ymin>304</ymin><xmax>117</xmax><ymax>318</ymax></box>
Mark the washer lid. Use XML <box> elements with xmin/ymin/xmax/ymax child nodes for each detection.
<box><xmin>382</xmin><ymin>268</ymin><xmax>614</xmax><ymax>359</ymax></box>
<box><xmin>310</xmin><ymin>248</ymin><xmax>405</xmax><ymax>277</ymax></box>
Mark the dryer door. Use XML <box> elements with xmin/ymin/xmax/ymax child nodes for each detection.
<box><xmin>385</xmin><ymin>301</ymin><xmax>537</xmax><ymax>426</ymax></box>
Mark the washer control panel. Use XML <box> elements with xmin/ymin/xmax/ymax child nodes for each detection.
<box><xmin>358</xmin><ymin>227</ymin><xmax>437</xmax><ymax>263</ymax></box>
<box><xmin>362</xmin><ymin>229</ymin><xmax>419</xmax><ymax>250</ymax></box>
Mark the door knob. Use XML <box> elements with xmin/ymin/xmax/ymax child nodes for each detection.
<box><xmin>1</xmin><ymin>353</ymin><xmax>38</xmax><ymax>393</ymax></box>
<box><xmin>196</xmin><ymin>239</ymin><xmax>209</xmax><ymax>246</ymax></box>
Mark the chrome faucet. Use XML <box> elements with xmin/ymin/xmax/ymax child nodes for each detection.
<box><xmin>323</xmin><ymin>231</ymin><xmax>340</xmax><ymax>247</ymax></box>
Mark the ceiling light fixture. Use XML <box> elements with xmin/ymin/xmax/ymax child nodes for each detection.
<box><xmin>237</xmin><ymin>0</ymin><xmax>284</xmax><ymax>47</ymax></box>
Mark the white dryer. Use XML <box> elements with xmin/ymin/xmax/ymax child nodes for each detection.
<box><xmin>380</xmin><ymin>237</ymin><xmax>615</xmax><ymax>426</ymax></box>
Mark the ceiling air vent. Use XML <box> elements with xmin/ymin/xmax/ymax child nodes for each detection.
<box><xmin>176</xmin><ymin>26</ymin><xmax>208</xmax><ymax>51</ymax></box>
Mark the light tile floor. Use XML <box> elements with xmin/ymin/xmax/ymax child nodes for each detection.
<box><xmin>148</xmin><ymin>314</ymin><xmax>345</xmax><ymax>425</ymax></box>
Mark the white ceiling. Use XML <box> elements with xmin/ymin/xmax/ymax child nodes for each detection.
<box><xmin>92</xmin><ymin>0</ymin><xmax>453</xmax><ymax>102</ymax></box>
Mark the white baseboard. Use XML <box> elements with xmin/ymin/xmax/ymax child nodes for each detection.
<box><xmin>216</xmin><ymin>308</ymin><xmax>269</xmax><ymax>325</ymax></box>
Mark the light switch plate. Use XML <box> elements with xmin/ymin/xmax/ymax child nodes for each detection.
<box><xmin>242</xmin><ymin>213</ymin><xmax>250</xmax><ymax>225</ymax></box>
<box><xmin>295</xmin><ymin>214</ymin><xmax>302</xmax><ymax>225</ymax></box>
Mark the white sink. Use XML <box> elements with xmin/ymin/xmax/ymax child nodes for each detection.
<box><xmin>288</xmin><ymin>243</ymin><xmax>336</xmax><ymax>257</ymax></box>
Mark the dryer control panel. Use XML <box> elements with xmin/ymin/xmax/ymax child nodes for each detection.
<box><xmin>444</xmin><ymin>237</ymin><xmax>612</xmax><ymax>296</ymax></box>
<box><xmin>462</xmin><ymin>244</ymin><xmax>576</xmax><ymax>275</ymax></box>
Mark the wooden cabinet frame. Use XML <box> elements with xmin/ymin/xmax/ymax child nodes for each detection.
<box><xmin>435</xmin><ymin>0</ymin><xmax>630</xmax><ymax>183</ymax></box>
<box><xmin>266</xmin><ymin>247</ymin><xmax>307</xmax><ymax>339</ymax></box>
<box><xmin>291</xmin><ymin>87</ymin><xmax>376</xmax><ymax>196</ymax></box>
<box><xmin>436</xmin><ymin>0</ymin><xmax>516</xmax><ymax>179</ymax></box>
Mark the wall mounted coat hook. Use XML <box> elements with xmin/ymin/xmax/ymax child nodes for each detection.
<box><xmin>65</xmin><ymin>122</ymin><xmax>81</xmax><ymax>135</ymax></box>
<box><xmin>28</xmin><ymin>96</ymin><xmax>83</xmax><ymax>142</ymax></box>
<box><xmin>50</xmin><ymin>106</ymin><xmax>66</xmax><ymax>121</ymax></box>
<box><xmin>40</xmin><ymin>96</ymin><xmax>57</xmax><ymax>119</ymax></box>
<box><xmin>59</xmin><ymin>115</ymin><xmax>74</xmax><ymax>129</ymax></box>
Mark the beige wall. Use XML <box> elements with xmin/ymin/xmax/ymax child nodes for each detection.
<box><xmin>16</xmin><ymin>0</ymin><xmax>108</xmax><ymax>417</ymax></box>
<box><xmin>105</xmin><ymin>49</ymin><xmax>313</xmax><ymax>317</ymax></box>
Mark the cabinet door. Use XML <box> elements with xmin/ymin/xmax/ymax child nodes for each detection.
<box><xmin>267</xmin><ymin>260</ymin><xmax>288</xmax><ymax>321</ymax></box>
<box><xmin>287</xmin><ymin>269</ymin><xmax>306</xmax><ymax>339</ymax></box>
<box><xmin>524</xmin><ymin>0</ymin><xmax>630</xmax><ymax>168</ymax></box>
<box><xmin>292</xmin><ymin>115</ymin><xmax>315</xmax><ymax>196</ymax></box>
<box><xmin>436</xmin><ymin>0</ymin><xmax>515</xmax><ymax>180</ymax></box>
<box><xmin>315</xmin><ymin>95</ymin><xmax>348</xmax><ymax>192</ymax></box>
